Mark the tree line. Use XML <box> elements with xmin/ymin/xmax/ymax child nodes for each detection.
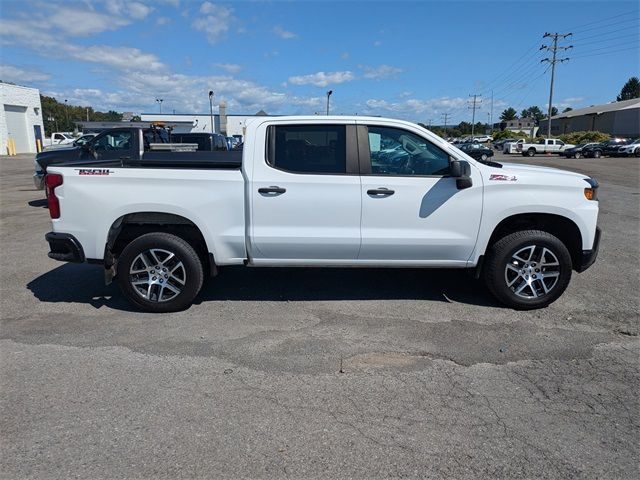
<box><xmin>40</xmin><ymin>95</ymin><xmax>124</xmax><ymax>136</ymax></box>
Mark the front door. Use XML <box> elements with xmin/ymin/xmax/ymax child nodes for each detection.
<box><xmin>358</xmin><ymin>123</ymin><xmax>483</xmax><ymax>265</ymax></box>
<box><xmin>250</xmin><ymin>123</ymin><xmax>362</xmax><ymax>262</ymax></box>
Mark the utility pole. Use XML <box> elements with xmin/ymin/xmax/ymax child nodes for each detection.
<box><xmin>326</xmin><ymin>90</ymin><xmax>333</xmax><ymax>115</ymax></box>
<box><xmin>541</xmin><ymin>32</ymin><xmax>572</xmax><ymax>139</ymax></box>
<box><xmin>489</xmin><ymin>89</ymin><xmax>494</xmax><ymax>132</ymax></box>
<box><xmin>208</xmin><ymin>91</ymin><xmax>214</xmax><ymax>136</ymax></box>
<box><xmin>468</xmin><ymin>94</ymin><xmax>482</xmax><ymax>137</ymax></box>
<box><xmin>155</xmin><ymin>98</ymin><xmax>164</xmax><ymax>114</ymax></box>
<box><xmin>441</xmin><ymin>112</ymin><xmax>450</xmax><ymax>138</ymax></box>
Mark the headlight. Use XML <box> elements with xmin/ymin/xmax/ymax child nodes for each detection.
<box><xmin>584</xmin><ymin>178</ymin><xmax>598</xmax><ymax>201</ymax></box>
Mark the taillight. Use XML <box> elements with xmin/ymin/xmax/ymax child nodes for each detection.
<box><xmin>45</xmin><ymin>173</ymin><xmax>63</xmax><ymax>219</ymax></box>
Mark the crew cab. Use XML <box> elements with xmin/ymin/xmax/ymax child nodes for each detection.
<box><xmin>520</xmin><ymin>138</ymin><xmax>574</xmax><ymax>157</ymax></box>
<box><xmin>43</xmin><ymin>116</ymin><xmax>601</xmax><ymax>312</ymax></box>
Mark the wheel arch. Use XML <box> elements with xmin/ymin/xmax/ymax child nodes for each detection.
<box><xmin>483</xmin><ymin>213</ymin><xmax>583</xmax><ymax>270</ymax></box>
<box><xmin>105</xmin><ymin>212</ymin><xmax>217</xmax><ymax>276</ymax></box>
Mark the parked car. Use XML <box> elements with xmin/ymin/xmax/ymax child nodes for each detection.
<box><xmin>617</xmin><ymin>139</ymin><xmax>640</xmax><ymax>157</ymax></box>
<box><xmin>456</xmin><ymin>142</ymin><xmax>494</xmax><ymax>162</ymax></box>
<box><xmin>582</xmin><ymin>139</ymin><xmax>631</xmax><ymax>158</ymax></box>
<box><xmin>472</xmin><ymin>135</ymin><xmax>493</xmax><ymax>143</ymax></box>
<box><xmin>172</xmin><ymin>133</ymin><xmax>228</xmax><ymax>151</ymax></box>
<box><xmin>520</xmin><ymin>138</ymin><xmax>574</xmax><ymax>157</ymax></box>
<box><xmin>42</xmin><ymin>116</ymin><xmax>600</xmax><ymax>312</ymax></box>
<box><xmin>563</xmin><ymin>143</ymin><xmax>600</xmax><ymax>159</ymax></box>
<box><xmin>493</xmin><ymin>138</ymin><xmax>516</xmax><ymax>150</ymax></box>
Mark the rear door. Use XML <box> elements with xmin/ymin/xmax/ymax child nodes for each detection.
<box><xmin>358</xmin><ymin>122</ymin><xmax>483</xmax><ymax>264</ymax></box>
<box><xmin>249</xmin><ymin>122</ymin><xmax>362</xmax><ymax>262</ymax></box>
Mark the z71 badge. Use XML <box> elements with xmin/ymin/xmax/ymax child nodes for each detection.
<box><xmin>76</xmin><ymin>168</ymin><xmax>113</xmax><ymax>176</ymax></box>
<box><xmin>489</xmin><ymin>174</ymin><xmax>517</xmax><ymax>181</ymax></box>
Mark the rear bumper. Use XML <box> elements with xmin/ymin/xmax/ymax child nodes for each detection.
<box><xmin>45</xmin><ymin>232</ymin><xmax>85</xmax><ymax>263</ymax></box>
<box><xmin>576</xmin><ymin>227</ymin><xmax>601</xmax><ymax>273</ymax></box>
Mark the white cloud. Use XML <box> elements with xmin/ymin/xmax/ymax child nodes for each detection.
<box><xmin>49</xmin><ymin>7</ymin><xmax>129</xmax><ymax>36</ymax></box>
<box><xmin>213</xmin><ymin>63</ymin><xmax>242</xmax><ymax>74</ymax></box>
<box><xmin>340</xmin><ymin>52</ymin><xmax>350</xmax><ymax>60</ymax></box>
<box><xmin>0</xmin><ymin>64</ymin><xmax>51</xmax><ymax>83</ymax></box>
<box><xmin>156</xmin><ymin>16</ymin><xmax>171</xmax><ymax>26</ymax></box>
<box><xmin>273</xmin><ymin>26</ymin><xmax>297</xmax><ymax>39</ymax></box>
<box><xmin>361</xmin><ymin>64</ymin><xmax>402</xmax><ymax>79</ymax></box>
<box><xmin>364</xmin><ymin>96</ymin><xmax>467</xmax><ymax>119</ymax></box>
<box><xmin>66</xmin><ymin>44</ymin><xmax>167</xmax><ymax>72</ymax></box>
<box><xmin>129</xmin><ymin>2</ymin><xmax>154</xmax><ymax>19</ymax></box>
<box><xmin>288</xmin><ymin>71</ymin><xmax>356</xmax><ymax>87</ymax></box>
<box><xmin>192</xmin><ymin>3</ymin><xmax>233</xmax><ymax>44</ymax></box>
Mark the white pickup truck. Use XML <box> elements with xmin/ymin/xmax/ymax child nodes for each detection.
<box><xmin>520</xmin><ymin>138</ymin><xmax>575</xmax><ymax>157</ymax></box>
<box><xmin>43</xmin><ymin>116</ymin><xmax>601</xmax><ymax>312</ymax></box>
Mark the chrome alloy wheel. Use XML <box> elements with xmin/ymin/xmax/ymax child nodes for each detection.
<box><xmin>129</xmin><ymin>248</ymin><xmax>186</xmax><ymax>302</ymax></box>
<box><xmin>504</xmin><ymin>245</ymin><xmax>560</xmax><ymax>299</ymax></box>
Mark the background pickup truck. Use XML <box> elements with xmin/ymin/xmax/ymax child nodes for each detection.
<box><xmin>520</xmin><ymin>138</ymin><xmax>575</xmax><ymax>156</ymax></box>
<box><xmin>43</xmin><ymin>116</ymin><xmax>601</xmax><ymax>312</ymax></box>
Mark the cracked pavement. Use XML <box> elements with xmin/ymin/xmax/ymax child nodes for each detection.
<box><xmin>1</xmin><ymin>153</ymin><xmax>639</xmax><ymax>479</ymax></box>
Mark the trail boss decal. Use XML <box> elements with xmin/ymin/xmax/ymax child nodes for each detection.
<box><xmin>489</xmin><ymin>174</ymin><xmax>517</xmax><ymax>181</ymax></box>
<box><xmin>76</xmin><ymin>168</ymin><xmax>113</xmax><ymax>176</ymax></box>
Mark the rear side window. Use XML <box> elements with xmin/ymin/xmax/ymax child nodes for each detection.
<box><xmin>270</xmin><ymin>125</ymin><xmax>346</xmax><ymax>174</ymax></box>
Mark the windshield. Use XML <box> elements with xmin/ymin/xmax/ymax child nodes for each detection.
<box><xmin>62</xmin><ymin>133</ymin><xmax>75</xmax><ymax>140</ymax></box>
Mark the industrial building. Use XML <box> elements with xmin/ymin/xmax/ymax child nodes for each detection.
<box><xmin>539</xmin><ymin>98</ymin><xmax>640</xmax><ymax>137</ymax></box>
<box><xmin>0</xmin><ymin>82</ymin><xmax>45</xmax><ymax>154</ymax></box>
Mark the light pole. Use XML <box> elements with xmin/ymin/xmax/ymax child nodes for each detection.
<box><xmin>155</xmin><ymin>98</ymin><xmax>163</xmax><ymax>114</ymax></box>
<box><xmin>64</xmin><ymin>99</ymin><xmax>69</xmax><ymax>130</ymax></box>
<box><xmin>208</xmin><ymin>90</ymin><xmax>214</xmax><ymax>135</ymax></box>
<box><xmin>326</xmin><ymin>90</ymin><xmax>333</xmax><ymax>115</ymax></box>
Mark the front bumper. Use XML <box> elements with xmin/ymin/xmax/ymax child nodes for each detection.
<box><xmin>575</xmin><ymin>227</ymin><xmax>601</xmax><ymax>273</ymax></box>
<box><xmin>34</xmin><ymin>171</ymin><xmax>45</xmax><ymax>190</ymax></box>
<box><xmin>45</xmin><ymin>232</ymin><xmax>85</xmax><ymax>263</ymax></box>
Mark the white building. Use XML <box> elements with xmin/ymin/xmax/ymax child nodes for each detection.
<box><xmin>0</xmin><ymin>82</ymin><xmax>45</xmax><ymax>154</ymax></box>
<box><xmin>140</xmin><ymin>103</ymin><xmax>270</xmax><ymax>139</ymax></box>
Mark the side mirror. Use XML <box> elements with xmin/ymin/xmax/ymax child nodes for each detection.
<box><xmin>450</xmin><ymin>160</ymin><xmax>472</xmax><ymax>189</ymax></box>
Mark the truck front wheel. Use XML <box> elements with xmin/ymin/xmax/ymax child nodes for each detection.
<box><xmin>483</xmin><ymin>230</ymin><xmax>572</xmax><ymax>309</ymax></box>
<box><xmin>117</xmin><ymin>232</ymin><xmax>204</xmax><ymax>312</ymax></box>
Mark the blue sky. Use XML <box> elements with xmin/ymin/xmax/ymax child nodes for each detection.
<box><xmin>1</xmin><ymin>0</ymin><xmax>638</xmax><ymax>123</ymax></box>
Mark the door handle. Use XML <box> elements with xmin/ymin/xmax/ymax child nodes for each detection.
<box><xmin>119</xmin><ymin>156</ymin><xmax>131</xmax><ymax>160</ymax></box>
<box><xmin>258</xmin><ymin>186</ymin><xmax>286</xmax><ymax>194</ymax></box>
<box><xmin>367</xmin><ymin>188</ymin><xmax>395</xmax><ymax>196</ymax></box>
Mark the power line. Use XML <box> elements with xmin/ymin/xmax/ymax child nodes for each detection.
<box><xmin>540</xmin><ymin>32</ymin><xmax>572</xmax><ymax>139</ymax></box>
<box><xmin>575</xmin><ymin>33</ymin><xmax>639</xmax><ymax>48</ymax></box>
<box><xmin>564</xmin><ymin>10</ymin><xmax>638</xmax><ymax>31</ymax></box>
<box><xmin>571</xmin><ymin>16</ymin><xmax>638</xmax><ymax>36</ymax></box>
<box><xmin>571</xmin><ymin>46</ymin><xmax>639</xmax><ymax>60</ymax></box>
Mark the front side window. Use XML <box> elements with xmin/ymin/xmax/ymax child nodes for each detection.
<box><xmin>271</xmin><ymin>125</ymin><xmax>346</xmax><ymax>174</ymax></box>
<box><xmin>93</xmin><ymin>130</ymin><xmax>133</xmax><ymax>151</ymax></box>
<box><xmin>367</xmin><ymin>126</ymin><xmax>450</xmax><ymax>176</ymax></box>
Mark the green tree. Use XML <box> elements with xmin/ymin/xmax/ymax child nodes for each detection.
<box><xmin>520</xmin><ymin>106</ymin><xmax>544</xmax><ymax>122</ymax></box>
<box><xmin>562</xmin><ymin>107</ymin><xmax>573</xmax><ymax>113</ymax></box>
<box><xmin>40</xmin><ymin>95</ymin><xmax>123</xmax><ymax>135</ymax></box>
<box><xmin>616</xmin><ymin>76</ymin><xmax>640</xmax><ymax>101</ymax></box>
<box><xmin>499</xmin><ymin>107</ymin><xmax>517</xmax><ymax>121</ymax></box>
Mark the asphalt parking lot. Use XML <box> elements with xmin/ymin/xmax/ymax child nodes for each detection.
<box><xmin>1</xmin><ymin>151</ymin><xmax>638</xmax><ymax>479</ymax></box>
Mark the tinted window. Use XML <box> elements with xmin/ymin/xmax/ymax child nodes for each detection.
<box><xmin>93</xmin><ymin>130</ymin><xmax>133</xmax><ymax>151</ymax></box>
<box><xmin>367</xmin><ymin>126</ymin><xmax>450</xmax><ymax>176</ymax></box>
<box><xmin>271</xmin><ymin>125</ymin><xmax>346</xmax><ymax>174</ymax></box>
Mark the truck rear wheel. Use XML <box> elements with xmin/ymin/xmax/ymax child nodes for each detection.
<box><xmin>483</xmin><ymin>230</ymin><xmax>572</xmax><ymax>309</ymax></box>
<box><xmin>117</xmin><ymin>232</ymin><xmax>204</xmax><ymax>312</ymax></box>
<box><xmin>526</xmin><ymin>148</ymin><xmax>536</xmax><ymax>157</ymax></box>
